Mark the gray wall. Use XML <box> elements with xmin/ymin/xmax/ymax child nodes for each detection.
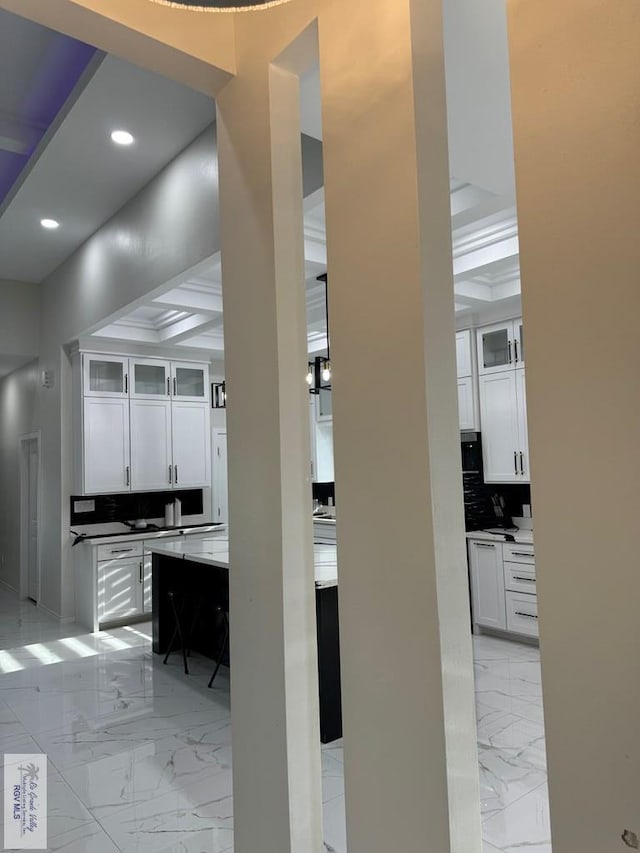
<box><xmin>0</xmin><ymin>361</ymin><xmax>39</xmax><ymax>592</ymax></box>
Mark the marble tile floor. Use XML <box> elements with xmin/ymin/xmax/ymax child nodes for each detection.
<box><xmin>0</xmin><ymin>591</ymin><xmax>550</xmax><ymax>852</ymax></box>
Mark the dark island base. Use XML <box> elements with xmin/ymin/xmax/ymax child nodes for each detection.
<box><xmin>152</xmin><ymin>552</ymin><xmax>342</xmax><ymax>743</ymax></box>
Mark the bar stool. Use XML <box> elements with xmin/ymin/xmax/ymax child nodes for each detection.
<box><xmin>163</xmin><ymin>590</ymin><xmax>191</xmax><ymax>675</ymax></box>
<box><xmin>208</xmin><ymin>583</ymin><xmax>229</xmax><ymax>688</ymax></box>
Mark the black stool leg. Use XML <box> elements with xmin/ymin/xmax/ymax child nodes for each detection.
<box><xmin>163</xmin><ymin>591</ymin><xmax>189</xmax><ymax>675</ymax></box>
<box><xmin>208</xmin><ymin>610</ymin><xmax>229</xmax><ymax>688</ymax></box>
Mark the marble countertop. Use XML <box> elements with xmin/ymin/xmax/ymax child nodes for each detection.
<box><xmin>312</xmin><ymin>516</ymin><xmax>336</xmax><ymax>526</ymax></box>
<box><xmin>71</xmin><ymin>522</ymin><xmax>225</xmax><ymax>546</ymax></box>
<box><xmin>466</xmin><ymin>528</ymin><xmax>534</xmax><ymax>545</ymax></box>
<box><xmin>149</xmin><ymin>536</ymin><xmax>338</xmax><ymax>588</ymax></box>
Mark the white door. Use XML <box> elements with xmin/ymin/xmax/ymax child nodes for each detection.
<box><xmin>455</xmin><ymin>330</ymin><xmax>472</xmax><ymax>378</ymax></box>
<box><xmin>97</xmin><ymin>557</ymin><xmax>143</xmax><ymax>623</ymax></box>
<box><xmin>83</xmin><ymin>355</ymin><xmax>129</xmax><ymax>397</ymax></box>
<box><xmin>457</xmin><ymin>376</ymin><xmax>476</xmax><ymax>431</ymax></box>
<box><xmin>130</xmin><ymin>400</ymin><xmax>173</xmax><ymax>491</ymax></box>
<box><xmin>26</xmin><ymin>439</ymin><xmax>39</xmax><ymax>601</ymax></box>
<box><xmin>515</xmin><ymin>369</ymin><xmax>530</xmax><ymax>481</ymax></box>
<box><xmin>213</xmin><ymin>432</ymin><xmax>228</xmax><ymax>523</ymax></box>
<box><xmin>479</xmin><ymin>371</ymin><xmax>520</xmax><ymax>483</ymax></box>
<box><xmin>131</xmin><ymin>358</ymin><xmax>172</xmax><ymax>400</ymax></box>
<box><xmin>143</xmin><ymin>554</ymin><xmax>152</xmax><ymax>613</ymax></box>
<box><xmin>477</xmin><ymin>321</ymin><xmax>516</xmax><ymax>375</ymax></box>
<box><xmin>172</xmin><ymin>402</ymin><xmax>211</xmax><ymax>487</ymax></box>
<box><xmin>469</xmin><ymin>540</ymin><xmax>506</xmax><ymax>630</ymax></box>
<box><xmin>171</xmin><ymin>362</ymin><xmax>210</xmax><ymax>403</ymax></box>
<box><xmin>84</xmin><ymin>398</ymin><xmax>131</xmax><ymax>493</ymax></box>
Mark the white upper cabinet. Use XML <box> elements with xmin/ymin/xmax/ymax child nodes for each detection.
<box><xmin>77</xmin><ymin>351</ymin><xmax>211</xmax><ymax>495</ymax></box>
<box><xmin>479</xmin><ymin>370</ymin><xmax>529</xmax><ymax>482</ymax></box>
<box><xmin>131</xmin><ymin>358</ymin><xmax>171</xmax><ymax>399</ymax></box>
<box><xmin>477</xmin><ymin>318</ymin><xmax>524</xmax><ymax>375</ymax></box>
<box><xmin>172</xmin><ymin>402</ymin><xmax>212</xmax><ymax>488</ymax></box>
<box><xmin>83</xmin><ymin>397</ymin><xmax>131</xmax><ymax>493</ymax></box>
<box><xmin>455</xmin><ymin>330</ymin><xmax>478</xmax><ymax>430</ymax></box>
<box><xmin>83</xmin><ymin>355</ymin><xmax>129</xmax><ymax>397</ymax></box>
<box><xmin>455</xmin><ymin>330</ymin><xmax>473</xmax><ymax>378</ymax></box>
<box><xmin>171</xmin><ymin>362</ymin><xmax>210</xmax><ymax>403</ymax></box>
<box><xmin>130</xmin><ymin>400</ymin><xmax>173</xmax><ymax>491</ymax></box>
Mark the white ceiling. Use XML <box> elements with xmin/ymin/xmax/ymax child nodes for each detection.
<box><xmin>0</xmin><ymin>1</ymin><xmax>521</xmax><ymax>362</ymax></box>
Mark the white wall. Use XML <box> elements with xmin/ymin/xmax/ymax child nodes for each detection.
<box><xmin>0</xmin><ymin>279</ymin><xmax>39</xmax><ymax>375</ymax></box>
<box><xmin>0</xmin><ymin>361</ymin><xmax>39</xmax><ymax>591</ymax></box>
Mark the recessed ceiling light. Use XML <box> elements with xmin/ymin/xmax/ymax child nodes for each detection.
<box><xmin>40</xmin><ymin>218</ymin><xmax>59</xmax><ymax>230</ymax></box>
<box><xmin>111</xmin><ymin>130</ymin><xmax>134</xmax><ymax>146</ymax></box>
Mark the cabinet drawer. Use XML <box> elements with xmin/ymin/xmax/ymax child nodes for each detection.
<box><xmin>504</xmin><ymin>562</ymin><xmax>537</xmax><ymax>594</ymax></box>
<box><xmin>503</xmin><ymin>542</ymin><xmax>534</xmax><ymax>564</ymax></box>
<box><xmin>505</xmin><ymin>591</ymin><xmax>539</xmax><ymax>638</ymax></box>
<box><xmin>97</xmin><ymin>541</ymin><xmax>143</xmax><ymax>562</ymax></box>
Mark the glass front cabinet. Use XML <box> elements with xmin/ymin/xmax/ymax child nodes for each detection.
<box><xmin>83</xmin><ymin>355</ymin><xmax>129</xmax><ymax>397</ymax></box>
<box><xmin>477</xmin><ymin>318</ymin><xmax>524</xmax><ymax>375</ymax></box>
<box><xmin>131</xmin><ymin>359</ymin><xmax>171</xmax><ymax>399</ymax></box>
<box><xmin>171</xmin><ymin>362</ymin><xmax>210</xmax><ymax>402</ymax></box>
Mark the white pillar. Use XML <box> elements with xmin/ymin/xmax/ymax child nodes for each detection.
<box><xmin>319</xmin><ymin>0</ymin><xmax>481</xmax><ymax>850</ymax></box>
<box><xmin>216</xmin><ymin>48</ymin><xmax>323</xmax><ymax>853</ymax></box>
<box><xmin>508</xmin><ymin>1</ymin><xmax>640</xmax><ymax>850</ymax></box>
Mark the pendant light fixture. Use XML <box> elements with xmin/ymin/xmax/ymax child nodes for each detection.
<box><xmin>148</xmin><ymin>0</ymin><xmax>295</xmax><ymax>10</ymax></box>
<box><xmin>307</xmin><ymin>273</ymin><xmax>331</xmax><ymax>395</ymax></box>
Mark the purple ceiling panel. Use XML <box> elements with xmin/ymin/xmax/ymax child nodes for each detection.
<box><xmin>0</xmin><ymin>24</ymin><xmax>97</xmax><ymax>207</ymax></box>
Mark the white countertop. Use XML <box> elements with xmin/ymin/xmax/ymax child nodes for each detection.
<box><xmin>71</xmin><ymin>522</ymin><xmax>225</xmax><ymax>546</ymax></box>
<box><xmin>148</xmin><ymin>536</ymin><xmax>338</xmax><ymax>588</ymax></box>
<box><xmin>466</xmin><ymin>528</ymin><xmax>534</xmax><ymax>545</ymax></box>
<box><xmin>312</xmin><ymin>516</ymin><xmax>336</xmax><ymax>526</ymax></box>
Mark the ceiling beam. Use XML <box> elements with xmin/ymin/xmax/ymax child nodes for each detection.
<box><xmin>157</xmin><ymin>313</ymin><xmax>222</xmax><ymax>344</ymax></box>
<box><xmin>153</xmin><ymin>287</ymin><xmax>223</xmax><ymax>314</ymax></box>
<box><xmin>453</xmin><ymin>234</ymin><xmax>519</xmax><ymax>279</ymax></box>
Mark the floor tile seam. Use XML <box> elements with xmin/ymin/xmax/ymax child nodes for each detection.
<box><xmin>481</xmin><ymin>778</ymin><xmax>549</xmax><ymax>826</ymax></box>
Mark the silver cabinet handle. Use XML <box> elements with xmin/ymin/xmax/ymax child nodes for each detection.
<box><xmin>124</xmin><ymin>373</ymin><xmax>128</xmax><ymax>394</ymax></box>
<box><xmin>511</xmin><ymin>551</ymin><xmax>534</xmax><ymax>557</ymax></box>
<box><xmin>173</xmin><ymin>377</ymin><xmax>177</xmax><ymax>396</ymax></box>
<box><xmin>513</xmin><ymin>576</ymin><xmax>536</xmax><ymax>583</ymax></box>
<box><xmin>514</xmin><ymin>451</ymin><xmax>518</xmax><ymax>475</ymax></box>
<box><xmin>169</xmin><ymin>465</ymin><xmax>173</xmax><ymax>485</ymax></box>
<box><xmin>126</xmin><ymin>466</ymin><xmax>130</xmax><ymax>487</ymax></box>
<box><xmin>514</xmin><ymin>611</ymin><xmax>538</xmax><ymax>619</ymax></box>
<box><xmin>111</xmin><ymin>547</ymin><xmax>133</xmax><ymax>554</ymax></box>
<box><xmin>475</xmin><ymin>542</ymin><xmax>495</xmax><ymax>548</ymax></box>
<box><xmin>519</xmin><ymin>451</ymin><xmax>525</xmax><ymax>475</ymax></box>
<box><xmin>174</xmin><ymin>465</ymin><xmax>178</xmax><ymax>484</ymax></box>
<box><xmin>508</xmin><ymin>340</ymin><xmax>512</xmax><ymax>364</ymax></box>
<box><xmin>514</xmin><ymin>340</ymin><xmax>519</xmax><ymax>363</ymax></box>
<box><xmin>139</xmin><ymin>561</ymin><xmax>143</xmax><ymax>583</ymax></box>
<box><xmin>167</xmin><ymin>377</ymin><xmax>171</xmax><ymax>396</ymax></box>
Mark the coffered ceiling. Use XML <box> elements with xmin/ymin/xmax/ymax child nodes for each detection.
<box><xmin>0</xmin><ymin>0</ymin><xmax>521</xmax><ymax>361</ymax></box>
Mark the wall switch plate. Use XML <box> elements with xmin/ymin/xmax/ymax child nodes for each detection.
<box><xmin>74</xmin><ymin>499</ymin><xmax>95</xmax><ymax>514</ymax></box>
<box><xmin>522</xmin><ymin>503</ymin><xmax>531</xmax><ymax>518</ymax></box>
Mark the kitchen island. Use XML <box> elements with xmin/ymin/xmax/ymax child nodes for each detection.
<box><xmin>148</xmin><ymin>536</ymin><xmax>342</xmax><ymax>742</ymax></box>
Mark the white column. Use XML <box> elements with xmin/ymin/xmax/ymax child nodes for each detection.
<box><xmin>318</xmin><ymin>0</ymin><xmax>481</xmax><ymax>850</ymax></box>
<box><xmin>216</xmin><ymin>52</ymin><xmax>323</xmax><ymax>853</ymax></box>
<box><xmin>508</xmin><ymin>1</ymin><xmax>640</xmax><ymax>850</ymax></box>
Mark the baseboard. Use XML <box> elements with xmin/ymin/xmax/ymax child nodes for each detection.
<box><xmin>37</xmin><ymin>601</ymin><xmax>74</xmax><ymax>624</ymax></box>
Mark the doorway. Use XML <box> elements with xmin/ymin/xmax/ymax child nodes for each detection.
<box><xmin>19</xmin><ymin>432</ymin><xmax>41</xmax><ymax>603</ymax></box>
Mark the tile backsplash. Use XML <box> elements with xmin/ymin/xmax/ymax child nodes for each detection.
<box><xmin>70</xmin><ymin>489</ymin><xmax>204</xmax><ymax>526</ymax></box>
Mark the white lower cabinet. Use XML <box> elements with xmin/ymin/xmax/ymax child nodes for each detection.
<box><xmin>172</xmin><ymin>402</ymin><xmax>212</xmax><ymax>488</ymax></box>
<box><xmin>478</xmin><ymin>369</ymin><xmax>529</xmax><ymax>483</ymax></box>
<box><xmin>83</xmin><ymin>398</ymin><xmax>131</xmax><ymax>494</ymax></box>
<box><xmin>468</xmin><ymin>539</ymin><xmax>506</xmax><ymax>631</ymax></box>
<box><xmin>130</xmin><ymin>400</ymin><xmax>173</xmax><ymax>491</ymax></box>
<box><xmin>468</xmin><ymin>536</ymin><xmax>538</xmax><ymax>639</ymax></box>
<box><xmin>97</xmin><ymin>555</ymin><xmax>144</xmax><ymax>624</ymax></box>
